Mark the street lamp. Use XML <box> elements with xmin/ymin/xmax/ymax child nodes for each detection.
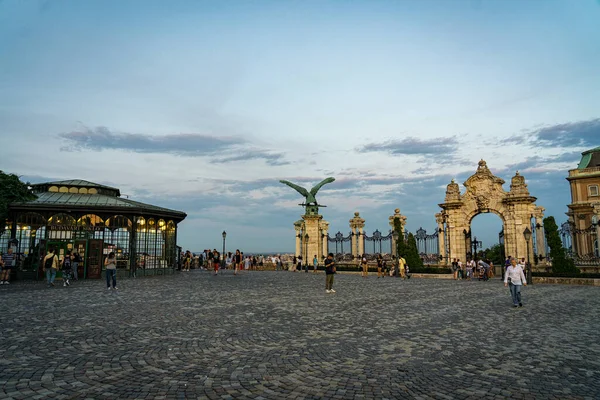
<box><xmin>304</xmin><ymin>233</ymin><xmax>309</xmax><ymax>268</ymax></box>
<box><xmin>222</xmin><ymin>231</ymin><xmax>226</xmax><ymax>269</ymax></box>
<box><xmin>523</xmin><ymin>227</ymin><xmax>533</xmax><ymax>285</ymax></box>
<box><xmin>471</xmin><ymin>236</ymin><xmax>482</xmax><ymax>261</ymax></box>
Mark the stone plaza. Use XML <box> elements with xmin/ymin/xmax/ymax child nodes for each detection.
<box><xmin>1</xmin><ymin>272</ymin><xmax>599</xmax><ymax>399</ymax></box>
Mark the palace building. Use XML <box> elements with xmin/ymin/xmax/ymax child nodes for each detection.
<box><xmin>566</xmin><ymin>147</ymin><xmax>600</xmax><ymax>261</ymax></box>
<box><xmin>1</xmin><ymin>180</ymin><xmax>186</xmax><ymax>280</ymax></box>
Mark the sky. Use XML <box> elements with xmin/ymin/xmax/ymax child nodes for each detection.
<box><xmin>1</xmin><ymin>0</ymin><xmax>599</xmax><ymax>253</ymax></box>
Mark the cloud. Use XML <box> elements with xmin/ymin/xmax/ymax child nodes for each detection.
<box><xmin>356</xmin><ymin>136</ymin><xmax>459</xmax><ymax>155</ymax></box>
<box><xmin>211</xmin><ymin>149</ymin><xmax>289</xmax><ymax>166</ymax></box>
<box><xmin>532</xmin><ymin>119</ymin><xmax>600</xmax><ymax>148</ymax></box>
<box><xmin>59</xmin><ymin>125</ymin><xmax>288</xmax><ymax>165</ymax></box>
<box><xmin>60</xmin><ymin>126</ymin><xmax>240</xmax><ymax>155</ymax></box>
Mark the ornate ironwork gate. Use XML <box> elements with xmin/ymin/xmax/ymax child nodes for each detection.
<box><xmin>363</xmin><ymin>230</ymin><xmax>393</xmax><ymax>260</ymax></box>
<box><xmin>560</xmin><ymin>221</ymin><xmax>599</xmax><ymax>266</ymax></box>
<box><xmin>414</xmin><ymin>227</ymin><xmax>439</xmax><ymax>264</ymax></box>
<box><xmin>327</xmin><ymin>231</ymin><xmax>353</xmax><ymax>261</ymax></box>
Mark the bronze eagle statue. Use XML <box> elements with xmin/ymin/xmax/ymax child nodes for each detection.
<box><xmin>279</xmin><ymin>177</ymin><xmax>335</xmax><ymax>215</ymax></box>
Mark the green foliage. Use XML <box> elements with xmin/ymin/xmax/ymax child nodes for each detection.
<box><xmin>483</xmin><ymin>244</ymin><xmax>503</xmax><ymax>265</ymax></box>
<box><xmin>393</xmin><ymin>218</ymin><xmax>406</xmax><ymax>258</ymax></box>
<box><xmin>405</xmin><ymin>232</ymin><xmax>424</xmax><ymax>270</ymax></box>
<box><xmin>0</xmin><ymin>171</ymin><xmax>37</xmax><ymax>234</ymax></box>
<box><xmin>543</xmin><ymin>216</ymin><xmax>578</xmax><ymax>274</ymax></box>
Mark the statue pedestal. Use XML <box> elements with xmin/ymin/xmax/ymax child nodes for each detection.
<box><xmin>301</xmin><ymin>214</ymin><xmax>327</xmax><ymax>265</ymax></box>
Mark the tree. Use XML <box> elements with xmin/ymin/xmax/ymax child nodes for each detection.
<box><xmin>393</xmin><ymin>218</ymin><xmax>406</xmax><ymax>258</ymax></box>
<box><xmin>484</xmin><ymin>244</ymin><xmax>503</xmax><ymax>265</ymax></box>
<box><xmin>0</xmin><ymin>171</ymin><xmax>37</xmax><ymax>235</ymax></box>
<box><xmin>405</xmin><ymin>232</ymin><xmax>424</xmax><ymax>270</ymax></box>
<box><xmin>543</xmin><ymin>216</ymin><xmax>578</xmax><ymax>274</ymax></box>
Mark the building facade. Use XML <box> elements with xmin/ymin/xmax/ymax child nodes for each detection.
<box><xmin>566</xmin><ymin>147</ymin><xmax>600</xmax><ymax>263</ymax></box>
<box><xmin>1</xmin><ymin>180</ymin><xmax>186</xmax><ymax>279</ymax></box>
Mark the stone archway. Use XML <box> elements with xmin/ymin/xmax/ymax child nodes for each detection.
<box><xmin>437</xmin><ymin>160</ymin><xmax>546</xmax><ymax>265</ymax></box>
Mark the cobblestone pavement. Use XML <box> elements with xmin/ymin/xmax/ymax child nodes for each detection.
<box><xmin>1</xmin><ymin>271</ymin><xmax>599</xmax><ymax>400</ymax></box>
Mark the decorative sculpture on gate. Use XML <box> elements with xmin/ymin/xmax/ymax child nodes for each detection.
<box><xmin>279</xmin><ymin>177</ymin><xmax>335</xmax><ymax>215</ymax></box>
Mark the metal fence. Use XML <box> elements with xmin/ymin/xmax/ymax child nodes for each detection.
<box><xmin>560</xmin><ymin>221</ymin><xmax>600</xmax><ymax>266</ymax></box>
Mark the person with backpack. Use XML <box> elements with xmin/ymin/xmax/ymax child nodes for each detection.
<box><xmin>43</xmin><ymin>247</ymin><xmax>59</xmax><ymax>287</ymax></box>
<box><xmin>62</xmin><ymin>251</ymin><xmax>73</xmax><ymax>287</ymax></box>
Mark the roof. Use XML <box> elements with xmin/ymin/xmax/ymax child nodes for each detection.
<box><xmin>32</xmin><ymin>179</ymin><xmax>120</xmax><ymax>192</ymax></box>
<box><xmin>10</xmin><ymin>192</ymin><xmax>187</xmax><ymax>220</ymax></box>
<box><xmin>577</xmin><ymin>147</ymin><xmax>600</xmax><ymax>170</ymax></box>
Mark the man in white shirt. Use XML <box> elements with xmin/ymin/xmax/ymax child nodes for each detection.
<box><xmin>504</xmin><ymin>258</ymin><xmax>527</xmax><ymax>307</ymax></box>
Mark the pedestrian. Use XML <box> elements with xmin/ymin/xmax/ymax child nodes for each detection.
<box><xmin>504</xmin><ymin>258</ymin><xmax>527</xmax><ymax>308</ymax></box>
<box><xmin>104</xmin><ymin>251</ymin><xmax>117</xmax><ymax>290</ymax></box>
<box><xmin>208</xmin><ymin>249</ymin><xmax>214</xmax><ymax>272</ymax></box>
<box><xmin>43</xmin><ymin>247</ymin><xmax>59</xmax><ymax>287</ymax></box>
<box><xmin>234</xmin><ymin>249</ymin><xmax>242</xmax><ymax>275</ymax></box>
<box><xmin>0</xmin><ymin>248</ymin><xmax>16</xmax><ymax>285</ymax></box>
<box><xmin>313</xmin><ymin>254</ymin><xmax>318</xmax><ymax>273</ymax></box>
<box><xmin>399</xmin><ymin>255</ymin><xmax>407</xmax><ymax>280</ymax></box>
<box><xmin>377</xmin><ymin>254</ymin><xmax>383</xmax><ymax>278</ymax></box>
<box><xmin>213</xmin><ymin>250</ymin><xmax>221</xmax><ymax>275</ymax></box>
<box><xmin>325</xmin><ymin>253</ymin><xmax>336</xmax><ymax>293</ymax></box>
<box><xmin>382</xmin><ymin>259</ymin><xmax>388</xmax><ymax>277</ymax></box>
<box><xmin>61</xmin><ymin>250</ymin><xmax>73</xmax><ymax>287</ymax></box>
<box><xmin>296</xmin><ymin>255</ymin><xmax>302</xmax><ymax>272</ymax></box>
<box><xmin>72</xmin><ymin>251</ymin><xmax>80</xmax><ymax>280</ymax></box>
<box><xmin>466</xmin><ymin>258</ymin><xmax>475</xmax><ymax>281</ymax></box>
<box><xmin>244</xmin><ymin>255</ymin><xmax>251</xmax><ymax>271</ymax></box>
<box><xmin>361</xmin><ymin>254</ymin><xmax>368</xmax><ymax>278</ymax></box>
<box><xmin>226</xmin><ymin>252</ymin><xmax>233</xmax><ymax>270</ymax></box>
<box><xmin>452</xmin><ymin>258</ymin><xmax>459</xmax><ymax>279</ymax></box>
<box><xmin>457</xmin><ymin>259</ymin><xmax>463</xmax><ymax>280</ymax></box>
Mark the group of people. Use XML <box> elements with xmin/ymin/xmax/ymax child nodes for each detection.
<box><xmin>451</xmin><ymin>258</ymin><xmax>495</xmax><ymax>281</ymax></box>
<box><xmin>359</xmin><ymin>254</ymin><xmax>410</xmax><ymax>279</ymax></box>
<box><xmin>181</xmin><ymin>249</ymin><xmax>258</xmax><ymax>276</ymax></box>
<box><xmin>41</xmin><ymin>248</ymin><xmax>83</xmax><ymax>288</ymax></box>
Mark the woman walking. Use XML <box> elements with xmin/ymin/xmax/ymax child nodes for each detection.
<box><xmin>361</xmin><ymin>254</ymin><xmax>368</xmax><ymax>278</ymax></box>
<box><xmin>105</xmin><ymin>251</ymin><xmax>117</xmax><ymax>290</ymax></box>
<box><xmin>376</xmin><ymin>254</ymin><xmax>383</xmax><ymax>278</ymax></box>
<box><xmin>234</xmin><ymin>250</ymin><xmax>242</xmax><ymax>276</ymax></box>
<box><xmin>504</xmin><ymin>258</ymin><xmax>527</xmax><ymax>307</ymax></box>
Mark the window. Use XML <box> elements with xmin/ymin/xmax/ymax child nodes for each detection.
<box><xmin>589</xmin><ymin>185</ymin><xmax>599</xmax><ymax>197</ymax></box>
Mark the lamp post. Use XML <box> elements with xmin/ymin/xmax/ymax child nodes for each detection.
<box><xmin>304</xmin><ymin>233</ymin><xmax>309</xmax><ymax>268</ymax></box>
<box><xmin>523</xmin><ymin>227</ymin><xmax>532</xmax><ymax>285</ymax></box>
<box><xmin>471</xmin><ymin>236</ymin><xmax>482</xmax><ymax>261</ymax></box>
<box><xmin>222</xmin><ymin>231</ymin><xmax>226</xmax><ymax>270</ymax></box>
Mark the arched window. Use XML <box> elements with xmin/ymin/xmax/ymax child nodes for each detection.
<box><xmin>77</xmin><ymin>214</ymin><xmax>104</xmax><ymax>227</ymax></box>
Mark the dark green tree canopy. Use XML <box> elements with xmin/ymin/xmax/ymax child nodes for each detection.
<box><xmin>543</xmin><ymin>216</ymin><xmax>577</xmax><ymax>274</ymax></box>
<box><xmin>406</xmin><ymin>232</ymin><xmax>424</xmax><ymax>270</ymax></box>
<box><xmin>0</xmin><ymin>171</ymin><xmax>37</xmax><ymax>234</ymax></box>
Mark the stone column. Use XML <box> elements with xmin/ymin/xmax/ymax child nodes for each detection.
<box><xmin>302</xmin><ymin>214</ymin><xmax>323</xmax><ymax>266</ymax></box>
<box><xmin>294</xmin><ymin>220</ymin><xmax>304</xmax><ymax>257</ymax></box>
<box><xmin>321</xmin><ymin>220</ymin><xmax>329</xmax><ymax>260</ymax></box>
<box><xmin>435</xmin><ymin>212</ymin><xmax>447</xmax><ymax>265</ymax></box>
<box><xmin>533</xmin><ymin>206</ymin><xmax>546</xmax><ymax>262</ymax></box>
<box><xmin>349</xmin><ymin>212</ymin><xmax>365</xmax><ymax>259</ymax></box>
<box><xmin>593</xmin><ymin>204</ymin><xmax>600</xmax><ymax>257</ymax></box>
<box><xmin>389</xmin><ymin>208</ymin><xmax>407</xmax><ymax>256</ymax></box>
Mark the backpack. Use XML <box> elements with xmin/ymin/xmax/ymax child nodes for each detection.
<box><xmin>44</xmin><ymin>255</ymin><xmax>56</xmax><ymax>270</ymax></box>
